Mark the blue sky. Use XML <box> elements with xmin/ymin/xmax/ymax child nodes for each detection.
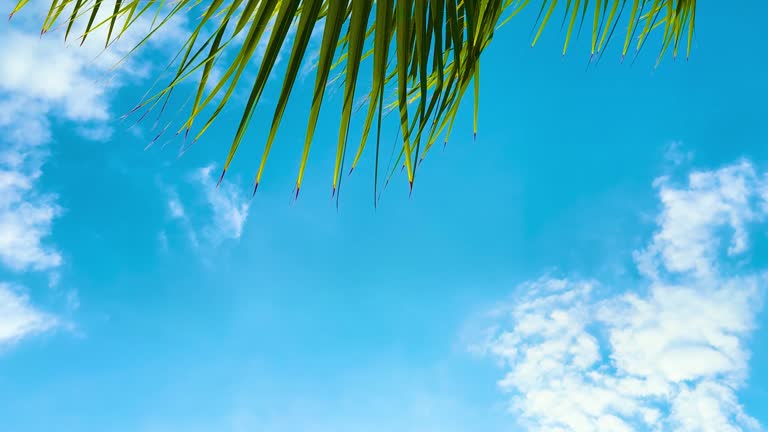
<box><xmin>1</xmin><ymin>3</ymin><xmax>767</xmax><ymax>432</ymax></box>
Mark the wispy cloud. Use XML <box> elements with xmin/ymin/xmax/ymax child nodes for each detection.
<box><xmin>663</xmin><ymin>141</ymin><xmax>694</xmax><ymax>167</ymax></box>
<box><xmin>195</xmin><ymin>165</ymin><xmax>250</xmax><ymax>243</ymax></box>
<box><xmin>478</xmin><ymin>160</ymin><xmax>766</xmax><ymax>432</ymax></box>
<box><xmin>0</xmin><ymin>283</ymin><xmax>58</xmax><ymax>347</ymax></box>
<box><xmin>167</xmin><ymin>190</ymin><xmax>187</xmax><ymax>220</ymax></box>
<box><xmin>163</xmin><ymin>186</ymin><xmax>198</xmax><ymax>248</ymax></box>
<box><xmin>299</xmin><ymin>19</ymin><xmax>326</xmax><ymax>81</ymax></box>
<box><xmin>163</xmin><ymin>164</ymin><xmax>250</xmax><ymax>249</ymax></box>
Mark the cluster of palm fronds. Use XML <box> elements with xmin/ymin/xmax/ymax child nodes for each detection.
<box><xmin>11</xmin><ymin>0</ymin><xmax>696</xmax><ymax>201</ymax></box>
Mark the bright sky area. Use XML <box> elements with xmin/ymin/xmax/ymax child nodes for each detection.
<box><xmin>1</xmin><ymin>3</ymin><xmax>767</xmax><ymax>432</ymax></box>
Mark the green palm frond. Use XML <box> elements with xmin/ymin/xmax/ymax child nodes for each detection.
<box><xmin>11</xmin><ymin>0</ymin><xmax>696</xmax><ymax>201</ymax></box>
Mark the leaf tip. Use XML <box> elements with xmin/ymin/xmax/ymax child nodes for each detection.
<box><xmin>216</xmin><ymin>169</ymin><xmax>226</xmax><ymax>188</ymax></box>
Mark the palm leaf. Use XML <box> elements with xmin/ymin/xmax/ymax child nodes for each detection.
<box><xmin>12</xmin><ymin>0</ymin><xmax>697</xmax><ymax>200</ymax></box>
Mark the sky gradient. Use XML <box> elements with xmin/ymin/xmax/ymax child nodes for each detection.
<box><xmin>1</xmin><ymin>3</ymin><xmax>767</xmax><ymax>432</ymax></box>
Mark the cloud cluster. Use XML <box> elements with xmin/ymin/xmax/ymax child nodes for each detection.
<box><xmin>0</xmin><ymin>2</ymin><xmax>186</xmax><ymax>347</ymax></box>
<box><xmin>482</xmin><ymin>160</ymin><xmax>766</xmax><ymax>431</ymax></box>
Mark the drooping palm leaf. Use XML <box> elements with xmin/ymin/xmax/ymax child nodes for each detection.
<box><xmin>11</xmin><ymin>0</ymin><xmax>696</xmax><ymax>201</ymax></box>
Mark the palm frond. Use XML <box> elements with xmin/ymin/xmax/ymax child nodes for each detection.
<box><xmin>12</xmin><ymin>0</ymin><xmax>696</xmax><ymax>200</ymax></box>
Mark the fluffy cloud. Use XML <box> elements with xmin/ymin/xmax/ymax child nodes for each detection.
<box><xmin>0</xmin><ymin>283</ymin><xmax>58</xmax><ymax>346</ymax></box>
<box><xmin>635</xmin><ymin>160</ymin><xmax>767</xmax><ymax>279</ymax></box>
<box><xmin>1</xmin><ymin>2</ymin><xmax>188</xmax><ymax>144</ymax></box>
<box><xmin>480</xmin><ymin>160</ymin><xmax>767</xmax><ymax>432</ymax></box>
<box><xmin>0</xmin><ymin>29</ymin><xmax>111</xmax><ymax>131</ymax></box>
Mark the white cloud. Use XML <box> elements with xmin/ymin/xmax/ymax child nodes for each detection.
<box><xmin>0</xmin><ymin>2</ymin><xmax>190</xmax><ymax>272</ymax></box>
<box><xmin>635</xmin><ymin>160</ymin><xmax>766</xmax><ymax>279</ymax></box>
<box><xmin>195</xmin><ymin>165</ymin><xmax>250</xmax><ymax>242</ymax></box>
<box><xmin>163</xmin><ymin>186</ymin><xmax>198</xmax><ymax>248</ymax></box>
<box><xmin>1</xmin><ymin>2</ymin><xmax>188</xmax><ymax>144</ymax></box>
<box><xmin>76</xmin><ymin>124</ymin><xmax>115</xmax><ymax>142</ymax></box>
<box><xmin>0</xmin><ymin>2</ymin><xmax>187</xmax><ymax>346</ymax></box>
<box><xmin>0</xmin><ymin>29</ymin><xmax>111</xmax><ymax>126</ymax></box>
<box><xmin>480</xmin><ymin>160</ymin><xmax>767</xmax><ymax>432</ymax></box>
<box><xmin>163</xmin><ymin>165</ymin><xmax>250</xmax><ymax>248</ymax></box>
<box><xmin>0</xmin><ymin>283</ymin><xmax>58</xmax><ymax>346</ymax></box>
<box><xmin>664</xmin><ymin>141</ymin><xmax>694</xmax><ymax>167</ymax></box>
<box><xmin>167</xmin><ymin>191</ymin><xmax>187</xmax><ymax>220</ymax></box>
<box><xmin>0</xmin><ymin>143</ymin><xmax>62</xmax><ymax>271</ymax></box>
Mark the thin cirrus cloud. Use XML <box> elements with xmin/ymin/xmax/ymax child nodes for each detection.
<box><xmin>479</xmin><ymin>160</ymin><xmax>766</xmax><ymax>432</ymax></box>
